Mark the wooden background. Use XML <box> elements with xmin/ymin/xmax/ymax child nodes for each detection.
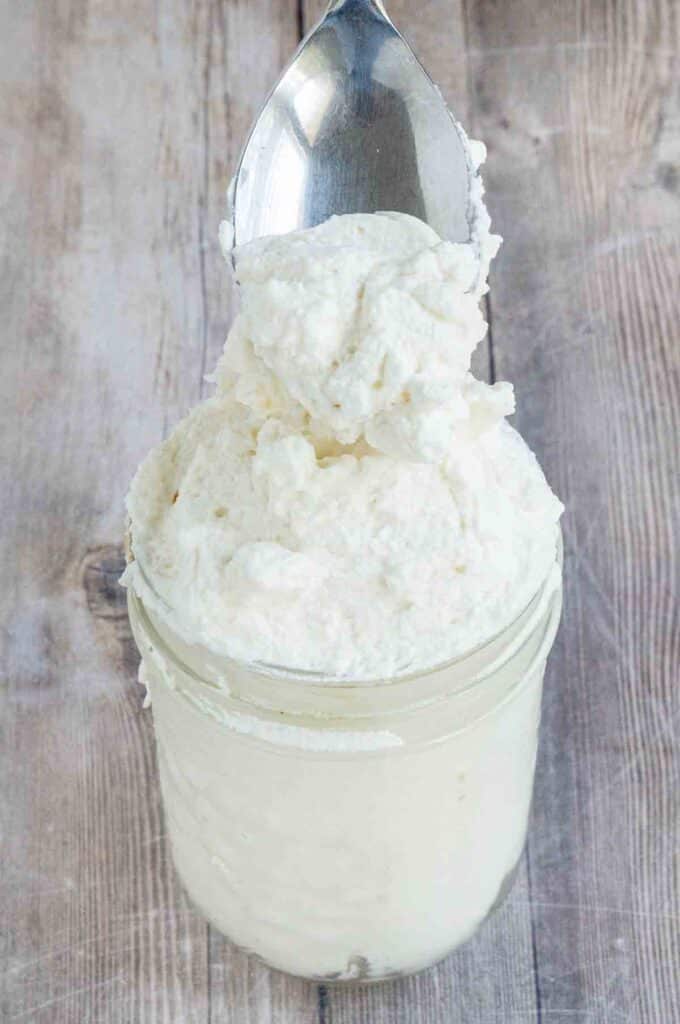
<box><xmin>2</xmin><ymin>1</ymin><xmax>679</xmax><ymax>1021</ymax></box>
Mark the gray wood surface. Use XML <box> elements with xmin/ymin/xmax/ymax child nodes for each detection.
<box><xmin>1</xmin><ymin>1</ymin><xmax>678</xmax><ymax>1021</ymax></box>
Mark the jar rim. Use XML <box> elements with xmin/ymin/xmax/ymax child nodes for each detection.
<box><xmin>127</xmin><ymin>531</ymin><xmax>562</xmax><ymax>694</ymax></box>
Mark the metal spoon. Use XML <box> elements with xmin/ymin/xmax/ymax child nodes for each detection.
<box><xmin>230</xmin><ymin>0</ymin><xmax>476</xmax><ymax>248</ymax></box>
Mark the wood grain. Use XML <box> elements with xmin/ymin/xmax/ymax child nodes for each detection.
<box><xmin>465</xmin><ymin>3</ymin><xmax>680</xmax><ymax>1021</ymax></box>
<box><xmin>1</xmin><ymin>1</ymin><xmax>679</xmax><ymax>1022</ymax></box>
<box><xmin>0</xmin><ymin>2</ymin><xmax>313</xmax><ymax>1022</ymax></box>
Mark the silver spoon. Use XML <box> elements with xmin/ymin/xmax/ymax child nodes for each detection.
<box><xmin>230</xmin><ymin>0</ymin><xmax>477</xmax><ymax>249</ymax></box>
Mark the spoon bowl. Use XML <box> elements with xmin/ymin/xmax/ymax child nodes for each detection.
<box><xmin>231</xmin><ymin>0</ymin><xmax>476</xmax><ymax>248</ymax></box>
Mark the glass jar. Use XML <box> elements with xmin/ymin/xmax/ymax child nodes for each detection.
<box><xmin>127</xmin><ymin>540</ymin><xmax>562</xmax><ymax>982</ymax></box>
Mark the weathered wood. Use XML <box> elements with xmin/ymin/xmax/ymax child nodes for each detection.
<box><xmin>465</xmin><ymin>2</ymin><xmax>680</xmax><ymax>1023</ymax></box>
<box><xmin>1</xmin><ymin>1</ymin><xmax>679</xmax><ymax>1022</ymax></box>
<box><xmin>0</xmin><ymin>2</ymin><xmax>312</xmax><ymax>1022</ymax></box>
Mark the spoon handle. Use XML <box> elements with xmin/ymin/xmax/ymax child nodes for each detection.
<box><xmin>325</xmin><ymin>0</ymin><xmax>390</xmax><ymax>17</ymax></box>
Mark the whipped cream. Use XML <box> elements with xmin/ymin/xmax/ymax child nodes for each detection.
<box><xmin>124</xmin><ymin>179</ymin><xmax>561</xmax><ymax>679</ymax></box>
<box><xmin>124</xmin><ymin>129</ymin><xmax>565</xmax><ymax>980</ymax></box>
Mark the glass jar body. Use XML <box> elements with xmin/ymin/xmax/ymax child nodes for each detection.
<box><xmin>128</xmin><ymin>561</ymin><xmax>562</xmax><ymax>982</ymax></box>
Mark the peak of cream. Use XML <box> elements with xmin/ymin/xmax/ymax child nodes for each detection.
<box><xmin>213</xmin><ymin>211</ymin><xmax>508</xmax><ymax>464</ymax></box>
<box><xmin>124</xmin><ymin>204</ymin><xmax>562</xmax><ymax>679</ymax></box>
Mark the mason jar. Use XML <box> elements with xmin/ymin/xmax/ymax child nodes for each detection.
<box><xmin>127</xmin><ymin>538</ymin><xmax>562</xmax><ymax>982</ymax></box>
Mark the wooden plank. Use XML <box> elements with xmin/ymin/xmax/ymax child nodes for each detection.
<box><xmin>0</xmin><ymin>2</ymin><xmax>214</xmax><ymax>1019</ymax></box>
<box><xmin>465</xmin><ymin>1</ymin><xmax>680</xmax><ymax>1022</ymax></box>
<box><xmin>0</xmin><ymin>1</ymin><xmax>314</xmax><ymax>1022</ymax></box>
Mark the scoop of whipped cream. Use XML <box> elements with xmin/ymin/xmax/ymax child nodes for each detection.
<box><xmin>214</xmin><ymin>210</ymin><xmax>509</xmax><ymax>464</ymax></box>
<box><xmin>124</xmin><ymin>182</ymin><xmax>562</xmax><ymax>678</ymax></box>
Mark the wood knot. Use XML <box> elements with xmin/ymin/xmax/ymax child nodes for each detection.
<box><xmin>657</xmin><ymin>162</ymin><xmax>678</xmax><ymax>194</ymax></box>
<box><xmin>82</xmin><ymin>544</ymin><xmax>127</xmax><ymax>621</ymax></box>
